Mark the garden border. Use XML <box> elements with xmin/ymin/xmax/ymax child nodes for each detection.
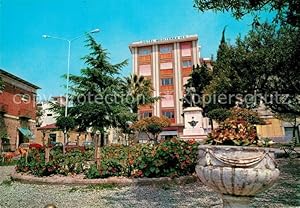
<box><xmin>10</xmin><ymin>172</ymin><xmax>198</xmax><ymax>186</ymax></box>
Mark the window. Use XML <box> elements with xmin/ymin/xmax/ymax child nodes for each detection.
<box><xmin>140</xmin><ymin>111</ymin><xmax>152</xmax><ymax>119</ymax></box>
<box><xmin>138</xmin><ymin>47</ymin><xmax>151</xmax><ymax>55</ymax></box>
<box><xmin>49</xmin><ymin>133</ymin><xmax>56</xmax><ymax>142</ymax></box>
<box><xmin>20</xmin><ymin>94</ymin><xmax>30</xmax><ymax>102</ymax></box>
<box><xmin>47</xmin><ymin>114</ymin><xmax>52</xmax><ymax>117</ymax></box>
<box><xmin>160</xmin><ymin>45</ymin><xmax>172</xmax><ymax>54</ymax></box>
<box><xmin>182</xmin><ymin>60</ymin><xmax>192</xmax><ymax>68</ymax></box>
<box><xmin>139</xmin><ymin>64</ymin><xmax>151</xmax><ymax>76</ymax></box>
<box><xmin>161</xmin><ymin>95</ymin><xmax>174</xmax><ymax>107</ymax></box>
<box><xmin>161</xmin><ymin>78</ymin><xmax>173</xmax><ymax>86</ymax></box>
<box><xmin>163</xmin><ymin>111</ymin><xmax>175</xmax><ymax>119</ymax></box>
<box><xmin>181</xmin><ymin>43</ymin><xmax>192</xmax><ymax>57</ymax></box>
<box><xmin>160</xmin><ymin>62</ymin><xmax>173</xmax><ymax>70</ymax></box>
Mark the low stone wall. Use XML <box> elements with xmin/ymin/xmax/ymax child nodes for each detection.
<box><xmin>11</xmin><ymin>172</ymin><xmax>198</xmax><ymax>186</ymax></box>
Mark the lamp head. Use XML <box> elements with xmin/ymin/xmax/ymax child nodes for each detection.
<box><xmin>90</xmin><ymin>28</ymin><xmax>100</xmax><ymax>33</ymax></box>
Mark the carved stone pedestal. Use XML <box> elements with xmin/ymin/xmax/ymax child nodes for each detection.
<box><xmin>181</xmin><ymin>107</ymin><xmax>206</xmax><ymax>141</ymax></box>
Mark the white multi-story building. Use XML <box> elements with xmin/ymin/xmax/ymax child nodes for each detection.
<box><xmin>129</xmin><ymin>35</ymin><xmax>201</xmax><ymax>138</ymax></box>
<box><xmin>37</xmin><ymin>96</ymin><xmax>66</xmax><ymax>127</ymax></box>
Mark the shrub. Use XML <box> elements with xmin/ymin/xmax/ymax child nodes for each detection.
<box><xmin>16</xmin><ymin>138</ymin><xmax>199</xmax><ymax>179</ymax></box>
<box><xmin>206</xmin><ymin>110</ymin><xmax>270</xmax><ymax>146</ymax></box>
<box><xmin>85</xmin><ymin>164</ymin><xmax>100</xmax><ymax>179</ymax></box>
<box><xmin>207</xmin><ymin>108</ymin><xmax>232</xmax><ymax>123</ymax></box>
<box><xmin>133</xmin><ymin>138</ymin><xmax>198</xmax><ymax>178</ymax></box>
<box><xmin>52</xmin><ymin>149</ymin><xmax>84</xmax><ymax>175</ymax></box>
<box><xmin>16</xmin><ymin>149</ymin><xmax>56</xmax><ymax>177</ymax></box>
<box><xmin>229</xmin><ymin>108</ymin><xmax>265</xmax><ymax>125</ymax></box>
<box><xmin>206</xmin><ymin>118</ymin><xmax>260</xmax><ymax>146</ymax></box>
<box><xmin>0</xmin><ymin>154</ymin><xmax>17</xmax><ymax>166</ymax></box>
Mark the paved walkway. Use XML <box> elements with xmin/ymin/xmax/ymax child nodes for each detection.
<box><xmin>0</xmin><ymin>159</ymin><xmax>299</xmax><ymax>208</ymax></box>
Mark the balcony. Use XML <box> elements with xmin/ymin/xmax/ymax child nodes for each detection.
<box><xmin>0</xmin><ymin>104</ymin><xmax>8</xmax><ymax>113</ymax></box>
<box><xmin>160</xmin><ymin>69</ymin><xmax>173</xmax><ymax>76</ymax></box>
<box><xmin>182</xmin><ymin>67</ymin><xmax>192</xmax><ymax>76</ymax></box>
<box><xmin>139</xmin><ymin>104</ymin><xmax>152</xmax><ymax>111</ymax></box>
<box><xmin>169</xmin><ymin>118</ymin><xmax>176</xmax><ymax>123</ymax></box>
<box><xmin>159</xmin><ymin>53</ymin><xmax>172</xmax><ymax>60</ymax></box>
<box><xmin>138</xmin><ymin>55</ymin><xmax>151</xmax><ymax>64</ymax></box>
<box><xmin>161</xmin><ymin>85</ymin><xmax>174</xmax><ymax>91</ymax></box>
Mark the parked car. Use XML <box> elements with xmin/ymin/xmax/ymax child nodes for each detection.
<box><xmin>65</xmin><ymin>142</ymin><xmax>84</xmax><ymax>153</ymax></box>
<box><xmin>82</xmin><ymin>141</ymin><xmax>95</xmax><ymax>150</ymax></box>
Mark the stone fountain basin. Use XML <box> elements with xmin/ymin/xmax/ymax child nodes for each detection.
<box><xmin>195</xmin><ymin>145</ymin><xmax>280</xmax><ymax>196</ymax></box>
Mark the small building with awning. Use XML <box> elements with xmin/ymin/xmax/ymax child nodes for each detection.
<box><xmin>0</xmin><ymin>69</ymin><xmax>40</xmax><ymax>151</ymax></box>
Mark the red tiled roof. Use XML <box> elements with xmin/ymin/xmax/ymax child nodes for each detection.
<box><xmin>37</xmin><ymin>123</ymin><xmax>57</xmax><ymax>130</ymax></box>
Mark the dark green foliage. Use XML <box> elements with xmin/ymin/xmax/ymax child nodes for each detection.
<box><xmin>56</xmin><ymin>116</ymin><xmax>76</xmax><ymax>132</ymax></box>
<box><xmin>182</xmin><ymin>64</ymin><xmax>213</xmax><ymax>109</ymax></box>
<box><xmin>193</xmin><ymin>0</ymin><xmax>300</xmax><ymax>27</ymax></box>
<box><xmin>16</xmin><ymin>149</ymin><xmax>91</xmax><ymax>176</ymax></box>
<box><xmin>133</xmin><ymin>139</ymin><xmax>199</xmax><ymax>178</ymax></box>
<box><xmin>98</xmin><ymin>159</ymin><xmax>123</xmax><ymax>178</ymax></box>
<box><xmin>67</xmin><ymin>34</ymin><xmax>129</xmax><ymax>133</ymax></box>
<box><xmin>204</xmin><ymin>24</ymin><xmax>300</xmax><ymax>117</ymax></box>
<box><xmin>193</xmin><ymin>0</ymin><xmax>300</xmax><ymax>143</ymax></box>
<box><xmin>207</xmin><ymin>108</ymin><xmax>232</xmax><ymax>123</ymax></box>
<box><xmin>85</xmin><ymin>164</ymin><xmax>100</xmax><ymax>179</ymax></box>
<box><xmin>17</xmin><ymin>138</ymin><xmax>199</xmax><ymax>179</ymax></box>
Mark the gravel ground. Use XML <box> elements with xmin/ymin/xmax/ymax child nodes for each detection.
<box><xmin>0</xmin><ymin>159</ymin><xmax>299</xmax><ymax>208</ymax></box>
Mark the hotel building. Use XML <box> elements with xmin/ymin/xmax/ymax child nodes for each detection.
<box><xmin>129</xmin><ymin>35</ymin><xmax>200</xmax><ymax>137</ymax></box>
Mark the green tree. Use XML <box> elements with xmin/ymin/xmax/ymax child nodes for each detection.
<box><xmin>55</xmin><ymin>116</ymin><xmax>76</xmax><ymax>152</ymax></box>
<box><xmin>207</xmin><ymin>108</ymin><xmax>231</xmax><ymax>123</ymax></box>
<box><xmin>67</xmin><ymin>34</ymin><xmax>130</xmax><ymax>144</ymax></box>
<box><xmin>56</xmin><ymin>116</ymin><xmax>76</xmax><ymax>134</ymax></box>
<box><xmin>182</xmin><ymin>64</ymin><xmax>213</xmax><ymax>109</ymax></box>
<box><xmin>131</xmin><ymin>116</ymin><xmax>171</xmax><ymax>144</ymax></box>
<box><xmin>193</xmin><ymin>0</ymin><xmax>300</xmax><ymax>142</ymax></box>
<box><xmin>194</xmin><ymin>0</ymin><xmax>300</xmax><ymax>27</ymax></box>
<box><xmin>203</xmin><ymin>28</ymin><xmax>243</xmax><ymax>115</ymax></box>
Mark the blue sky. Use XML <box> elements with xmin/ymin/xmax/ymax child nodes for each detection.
<box><xmin>0</xmin><ymin>0</ymin><xmax>259</xmax><ymax>98</ymax></box>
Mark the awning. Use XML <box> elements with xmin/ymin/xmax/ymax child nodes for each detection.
<box><xmin>159</xmin><ymin>131</ymin><xmax>178</xmax><ymax>136</ymax></box>
<box><xmin>18</xmin><ymin>128</ymin><xmax>35</xmax><ymax>140</ymax></box>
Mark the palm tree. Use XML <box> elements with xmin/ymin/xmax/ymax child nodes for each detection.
<box><xmin>122</xmin><ymin>74</ymin><xmax>159</xmax><ymax>113</ymax></box>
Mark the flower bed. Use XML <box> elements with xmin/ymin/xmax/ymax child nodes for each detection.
<box><xmin>16</xmin><ymin>138</ymin><xmax>198</xmax><ymax>179</ymax></box>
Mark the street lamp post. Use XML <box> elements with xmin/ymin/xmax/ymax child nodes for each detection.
<box><xmin>42</xmin><ymin>28</ymin><xmax>100</xmax><ymax>150</ymax></box>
